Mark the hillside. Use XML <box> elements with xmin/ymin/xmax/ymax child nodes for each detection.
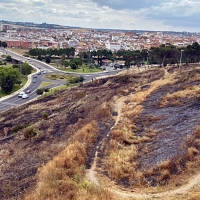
<box><xmin>0</xmin><ymin>65</ymin><xmax>200</xmax><ymax>200</ymax></box>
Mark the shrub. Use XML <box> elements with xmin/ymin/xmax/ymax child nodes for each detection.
<box><xmin>69</xmin><ymin>76</ymin><xmax>84</xmax><ymax>84</ymax></box>
<box><xmin>11</xmin><ymin>124</ymin><xmax>27</xmax><ymax>133</ymax></box>
<box><xmin>44</xmin><ymin>88</ymin><xmax>50</xmax><ymax>92</ymax></box>
<box><xmin>42</xmin><ymin>112</ymin><xmax>48</xmax><ymax>120</ymax></box>
<box><xmin>24</xmin><ymin>127</ymin><xmax>37</xmax><ymax>139</ymax></box>
<box><xmin>36</xmin><ymin>89</ymin><xmax>44</xmax><ymax>95</ymax></box>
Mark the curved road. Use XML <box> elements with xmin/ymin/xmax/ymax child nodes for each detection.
<box><xmin>0</xmin><ymin>48</ymin><xmax>123</xmax><ymax>112</ymax></box>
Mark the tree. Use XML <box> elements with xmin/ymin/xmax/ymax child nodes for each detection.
<box><xmin>71</xmin><ymin>58</ymin><xmax>82</xmax><ymax>66</ymax></box>
<box><xmin>36</xmin><ymin>88</ymin><xmax>44</xmax><ymax>95</ymax></box>
<box><xmin>1</xmin><ymin>75</ymin><xmax>14</xmax><ymax>93</ymax></box>
<box><xmin>70</xmin><ymin>62</ymin><xmax>77</xmax><ymax>70</ymax></box>
<box><xmin>37</xmin><ymin>55</ymin><xmax>42</xmax><ymax>61</ymax></box>
<box><xmin>63</xmin><ymin>60</ymin><xmax>70</xmax><ymax>68</ymax></box>
<box><xmin>45</xmin><ymin>56</ymin><xmax>51</xmax><ymax>64</ymax></box>
<box><xmin>21</xmin><ymin>63</ymin><xmax>33</xmax><ymax>75</ymax></box>
<box><xmin>5</xmin><ymin>55</ymin><xmax>12</xmax><ymax>62</ymax></box>
<box><xmin>0</xmin><ymin>67</ymin><xmax>20</xmax><ymax>86</ymax></box>
<box><xmin>2</xmin><ymin>41</ymin><xmax>7</xmax><ymax>48</ymax></box>
<box><xmin>79</xmin><ymin>75</ymin><xmax>84</xmax><ymax>82</ymax></box>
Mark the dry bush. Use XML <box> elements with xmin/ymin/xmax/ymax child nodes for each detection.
<box><xmin>143</xmin><ymin>167</ymin><xmax>155</xmax><ymax>178</ymax></box>
<box><xmin>158</xmin><ymin>169</ymin><xmax>171</xmax><ymax>183</ymax></box>
<box><xmin>187</xmin><ymin>147</ymin><xmax>199</xmax><ymax>161</ymax></box>
<box><xmin>77</xmin><ymin>185</ymin><xmax>116</xmax><ymax>200</ymax></box>
<box><xmin>195</xmin><ymin>126</ymin><xmax>200</xmax><ymax>137</ymax></box>
<box><xmin>74</xmin><ymin>120</ymin><xmax>98</xmax><ymax>145</ymax></box>
<box><xmin>160</xmin><ymin>85</ymin><xmax>200</xmax><ymax>107</ymax></box>
<box><xmin>106</xmin><ymin>139</ymin><xmax>119</xmax><ymax>154</ymax></box>
<box><xmin>159</xmin><ymin>160</ymin><xmax>174</xmax><ymax>171</ymax></box>
<box><xmin>119</xmin><ymin>88</ymin><xmax>130</xmax><ymax>96</ymax></box>
<box><xmin>74</xmin><ymin>91</ymin><xmax>86</xmax><ymax>100</ymax></box>
<box><xmin>26</xmin><ymin>141</ymin><xmax>86</xmax><ymax>200</ymax></box>
<box><xmin>105</xmin><ymin>144</ymin><xmax>138</xmax><ymax>181</ymax></box>
<box><xmin>111</xmin><ymin>129</ymin><xmax>124</xmax><ymax>142</ymax></box>
<box><xmin>130</xmin><ymin>78</ymin><xmax>174</xmax><ymax>106</ymax></box>
<box><xmin>95</xmin><ymin>103</ymin><xmax>112</xmax><ymax>119</ymax></box>
<box><xmin>124</xmin><ymin>105</ymin><xmax>143</xmax><ymax>119</ymax></box>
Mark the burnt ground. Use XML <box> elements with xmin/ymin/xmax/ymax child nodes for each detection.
<box><xmin>0</xmin><ymin>66</ymin><xmax>199</xmax><ymax>199</ymax></box>
<box><xmin>127</xmin><ymin>68</ymin><xmax>199</xmax><ymax>186</ymax></box>
<box><xmin>137</xmin><ymin>84</ymin><xmax>200</xmax><ymax>170</ymax></box>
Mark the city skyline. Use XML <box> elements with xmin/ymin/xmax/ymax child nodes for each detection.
<box><xmin>0</xmin><ymin>0</ymin><xmax>200</xmax><ymax>32</ymax></box>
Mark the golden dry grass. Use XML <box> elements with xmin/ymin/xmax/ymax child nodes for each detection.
<box><xmin>160</xmin><ymin>85</ymin><xmax>200</xmax><ymax>107</ymax></box>
<box><xmin>25</xmin><ymin>121</ymin><xmax>116</xmax><ymax>200</ymax></box>
<box><xmin>105</xmin><ymin>144</ymin><xmax>138</xmax><ymax>181</ymax></box>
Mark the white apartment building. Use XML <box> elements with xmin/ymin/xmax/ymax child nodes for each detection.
<box><xmin>105</xmin><ymin>41</ymin><xmax>121</xmax><ymax>51</ymax></box>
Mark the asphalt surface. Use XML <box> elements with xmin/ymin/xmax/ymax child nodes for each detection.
<box><xmin>0</xmin><ymin>48</ymin><xmax>123</xmax><ymax>113</ymax></box>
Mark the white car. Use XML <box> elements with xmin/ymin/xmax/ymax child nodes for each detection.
<box><xmin>22</xmin><ymin>94</ymin><xmax>29</xmax><ymax>99</ymax></box>
<box><xmin>18</xmin><ymin>91</ymin><xmax>25</xmax><ymax>97</ymax></box>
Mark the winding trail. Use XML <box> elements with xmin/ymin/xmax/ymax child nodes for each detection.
<box><xmin>86</xmin><ymin>95</ymin><xmax>200</xmax><ymax>199</ymax></box>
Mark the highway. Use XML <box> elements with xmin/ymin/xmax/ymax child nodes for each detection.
<box><xmin>0</xmin><ymin>48</ymin><xmax>123</xmax><ymax>112</ymax></box>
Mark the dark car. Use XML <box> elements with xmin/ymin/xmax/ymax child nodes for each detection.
<box><xmin>26</xmin><ymin>89</ymin><xmax>31</xmax><ymax>94</ymax></box>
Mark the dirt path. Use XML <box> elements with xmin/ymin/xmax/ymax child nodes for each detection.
<box><xmin>85</xmin><ymin>95</ymin><xmax>200</xmax><ymax>199</ymax></box>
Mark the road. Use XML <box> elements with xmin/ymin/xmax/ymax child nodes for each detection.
<box><xmin>0</xmin><ymin>48</ymin><xmax>124</xmax><ymax>112</ymax></box>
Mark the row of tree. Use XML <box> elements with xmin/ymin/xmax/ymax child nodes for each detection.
<box><xmin>29</xmin><ymin>47</ymin><xmax>75</xmax><ymax>57</ymax></box>
<box><xmin>28</xmin><ymin>42</ymin><xmax>200</xmax><ymax>68</ymax></box>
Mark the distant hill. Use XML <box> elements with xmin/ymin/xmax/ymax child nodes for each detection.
<box><xmin>1</xmin><ymin>19</ymin><xmax>200</xmax><ymax>36</ymax></box>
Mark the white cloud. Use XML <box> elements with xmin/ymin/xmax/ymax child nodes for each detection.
<box><xmin>0</xmin><ymin>0</ymin><xmax>199</xmax><ymax>32</ymax></box>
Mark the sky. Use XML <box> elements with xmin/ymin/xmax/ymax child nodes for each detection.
<box><xmin>0</xmin><ymin>0</ymin><xmax>200</xmax><ymax>32</ymax></box>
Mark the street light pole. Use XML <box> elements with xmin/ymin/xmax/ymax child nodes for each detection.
<box><xmin>20</xmin><ymin>60</ymin><xmax>22</xmax><ymax>82</ymax></box>
<box><xmin>179</xmin><ymin>49</ymin><xmax>184</xmax><ymax>71</ymax></box>
<box><xmin>147</xmin><ymin>50</ymin><xmax>149</xmax><ymax>68</ymax></box>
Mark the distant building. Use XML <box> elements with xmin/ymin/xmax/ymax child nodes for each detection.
<box><xmin>105</xmin><ymin>41</ymin><xmax>121</xmax><ymax>51</ymax></box>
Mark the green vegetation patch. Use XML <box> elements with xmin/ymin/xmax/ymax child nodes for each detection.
<box><xmin>61</xmin><ymin>65</ymin><xmax>102</xmax><ymax>73</ymax></box>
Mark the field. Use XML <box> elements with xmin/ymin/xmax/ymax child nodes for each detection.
<box><xmin>0</xmin><ymin>64</ymin><xmax>199</xmax><ymax>200</ymax></box>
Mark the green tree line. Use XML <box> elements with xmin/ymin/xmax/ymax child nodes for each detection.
<box><xmin>29</xmin><ymin>42</ymin><xmax>200</xmax><ymax>68</ymax></box>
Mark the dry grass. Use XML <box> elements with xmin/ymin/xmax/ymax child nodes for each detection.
<box><xmin>105</xmin><ymin>144</ymin><xmax>138</xmax><ymax>181</ymax></box>
<box><xmin>103</xmin><ymin>72</ymin><xmax>178</xmax><ymax>186</ymax></box>
<box><xmin>25</xmin><ymin>121</ymin><xmax>115</xmax><ymax>200</ymax></box>
<box><xmin>160</xmin><ymin>85</ymin><xmax>200</xmax><ymax>107</ymax></box>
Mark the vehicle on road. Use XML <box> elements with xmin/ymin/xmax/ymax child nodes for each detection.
<box><xmin>33</xmin><ymin>79</ymin><xmax>36</xmax><ymax>83</ymax></box>
<box><xmin>37</xmin><ymin>72</ymin><xmax>41</xmax><ymax>75</ymax></box>
<box><xmin>18</xmin><ymin>91</ymin><xmax>25</xmax><ymax>97</ymax></box>
<box><xmin>43</xmin><ymin>71</ymin><xmax>46</xmax><ymax>74</ymax></box>
<box><xmin>22</xmin><ymin>94</ymin><xmax>29</xmax><ymax>99</ymax></box>
<box><xmin>34</xmin><ymin>75</ymin><xmax>37</xmax><ymax>78</ymax></box>
<box><xmin>26</xmin><ymin>89</ymin><xmax>31</xmax><ymax>94</ymax></box>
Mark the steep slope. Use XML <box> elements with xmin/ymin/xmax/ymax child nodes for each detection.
<box><xmin>0</xmin><ymin>66</ymin><xmax>199</xmax><ymax>200</ymax></box>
